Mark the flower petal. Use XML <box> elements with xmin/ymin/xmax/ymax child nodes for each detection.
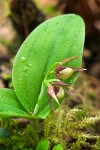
<box><xmin>48</xmin><ymin>85</ymin><xmax>59</xmax><ymax>105</ymax></box>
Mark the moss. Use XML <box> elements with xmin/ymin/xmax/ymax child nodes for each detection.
<box><xmin>0</xmin><ymin>124</ymin><xmax>39</xmax><ymax>150</ymax></box>
<box><xmin>43</xmin><ymin>104</ymin><xmax>100</xmax><ymax>149</ymax></box>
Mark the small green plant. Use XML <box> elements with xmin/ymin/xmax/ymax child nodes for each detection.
<box><xmin>0</xmin><ymin>14</ymin><xmax>86</xmax><ymax>149</ymax></box>
<box><xmin>0</xmin><ymin>14</ymin><xmax>85</xmax><ymax>120</ymax></box>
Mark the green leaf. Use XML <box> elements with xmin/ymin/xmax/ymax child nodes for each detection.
<box><xmin>12</xmin><ymin>14</ymin><xmax>85</xmax><ymax>117</ymax></box>
<box><xmin>36</xmin><ymin>139</ymin><xmax>49</xmax><ymax>150</ymax></box>
<box><xmin>0</xmin><ymin>88</ymin><xmax>32</xmax><ymax>118</ymax></box>
<box><xmin>0</xmin><ymin>88</ymin><xmax>24</xmax><ymax>109</ymax></box>
<box><xmin>52</xmin><ymin>144</ymin><xmax>64</xmax><ymax>150</ymax></box>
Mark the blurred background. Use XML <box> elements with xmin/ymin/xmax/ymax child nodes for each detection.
<box><xmin>0</xmin><ymin>0</ymin><xmax>100</xmax><ymax>116</ymax></box>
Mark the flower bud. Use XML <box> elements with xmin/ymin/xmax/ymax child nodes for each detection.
<box><xmin>58</xmin><ymin>67</ymin><xmax>73</xmax><ymax>80</ymax></box>
<box><xmin>56</xmin><ymin>87</ymin><xmax>64</xmax><ymax>100</ymax></box>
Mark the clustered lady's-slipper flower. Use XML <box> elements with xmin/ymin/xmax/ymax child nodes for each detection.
<box><xmin>45</xmin><ymin>56</ymin><xmax>87</xmax><ymax>111</ymax></box>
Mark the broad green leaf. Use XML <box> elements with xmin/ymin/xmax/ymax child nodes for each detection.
<box><xmin>0</xmin><ymin>89</ymin><xmax>33</xmax><ymax>118</ymax></box>
<box><xmin>52</xmin><ymin>144</ymin><xmax>64</xmax><ymax>150</ymax></box>
<box><xmin>36</xmin><ymin>139</ymin><xmax>49</xmax><ymax>150</ymax></box>
<box><xmin>0</xmin><ymin>88</ymin><xmax>24</xmax><ymax>109</ymax></box>
<box><xmin>12</xmin><ymin>14</ymin><xmax>85</xmax><ymax>117</ymax></box>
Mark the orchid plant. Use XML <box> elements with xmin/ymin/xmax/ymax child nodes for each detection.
<box><xmin>0</xmin><ymin>14</ymin><xmax>85</xmax><ymax>119</ymax></box>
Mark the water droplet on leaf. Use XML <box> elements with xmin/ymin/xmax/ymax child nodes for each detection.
<box><xmin>24</xmin><ymin>66</ymin><xmax>28</xmax><ymax>71</ymax></box>
<box><xmin>21</xmin><ymin>57</ymin><xmax>26</xmax><ymax>62</ymax></box>
<box><xmin>29</xmin><ymin>64</ymin><xmax>32</xmax><ymax>67</ymax></box>
<box><xmin>26</xmin><ymin>44</ymin><xmax>30</xmax><ymax>47</ymax></box>
<box><xmin>66</xmin><ymin>41</ymin><xmax>70</xmax><ymax>44</ymax></box>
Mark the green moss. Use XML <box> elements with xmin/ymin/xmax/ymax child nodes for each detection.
<box><xmin>43</xmin><ymin>104</ymin><xmax>100</xmax><ymax>149</ymax></box>
<box><xmin>0</xmin><ymin>104</ymin><xmax>100</xmax><ymax>149</ymax></box>
<box><xmin>0</xmin><ymin>124</ymin><xmax>39</xmax><ymax>150</ymax></box>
